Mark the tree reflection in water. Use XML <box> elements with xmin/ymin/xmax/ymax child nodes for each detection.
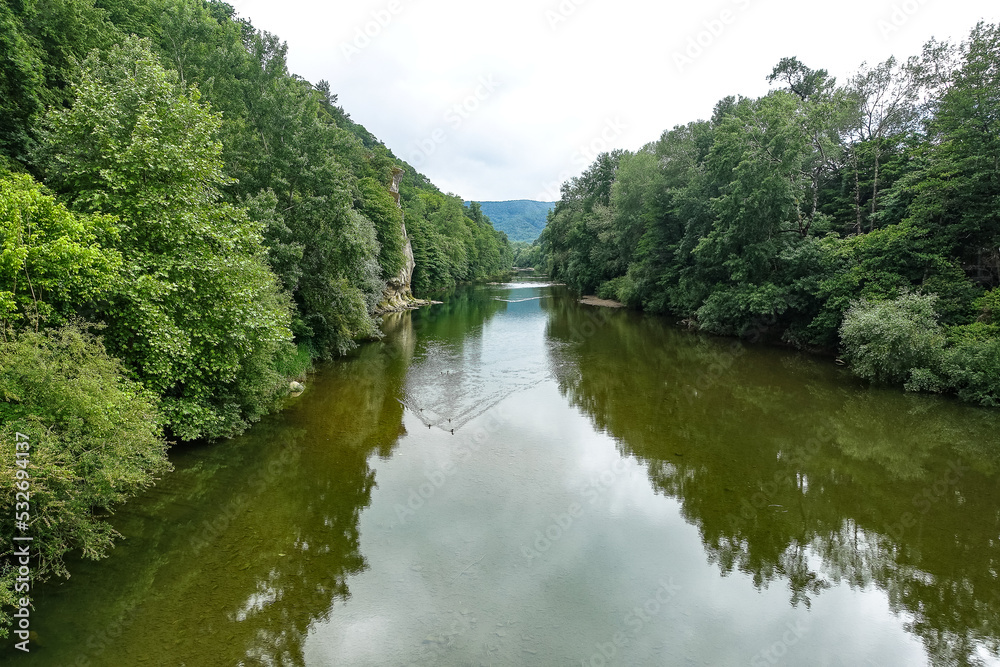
<box><xmin>544</xmin><ymin>293</ymin><xmax>1000</xmax><ymax>666</ymax></box>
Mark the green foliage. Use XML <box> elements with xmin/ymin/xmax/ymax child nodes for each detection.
<box><xmin>841</xmin><ymin>297</ymin><xmax>1000</xmax><ymax>406</ymax></box>
<box><xmin>0</xmin><ymin>0</ymin><xmax>516</xmax><ymax>641</ymax></box>
<box><xmin>0</xmin><ymin>172</ymin><xmax>121</xmax><ymax>334</ymax></box>
<box><xmin>0</xmin><ymin>0</ymin><xmax>123</xmax><ymax>164</ymax></box>
<box><xmin>0</xmin><ymin>324</ymin><xmax>170</xmax><ymax>638</ymax></box>
<box><xmin>975</xmin><ymin>288</ymin><xmax>1000</xmax><ymax>324</ymax></box>
<box><xmin>539</xmin><ymin>151</ymin><xmax>627</xmax><ymax>294</ymax></box>
<box><xmin>39</xmin><ymin>36</ymin><xmax>228</xmax><ymax>217</ymax></box>
<box><xmin>405</xmin><ymin>191</ymin><xmax>511</xmax><ymax>294</ymax></box>
<box><xmin>511</xmin><ymin>240</ymin><xmax>545</xmax><ymax>271</ymax></box>
<box><xmin>840</xmin><ymin>292</ymin><xmax>946</xmax><ymax>385</ymax></box>
<box><xmin>39</xmin><ymin>37</ymin><xmax>294</xmax><ymax>440</ymax></box>
<box><xmin>0</xmin><ymin>3</ymin><xmax>44</xmax><ymax>163</ymax></box>
<box><xmin>914</xmin><ymin>22</ymin><xmax>1000</xmax><ymax>260</ymax></box>
<box><xmin>597</xmin><ymin>275</ymin><xmax>639</xmax><ymax>306</ymax></box>
<box><xmin>295</xmin><ymin>206</ymin><xmax>383</xmax><ymax>356</ymax></box>
<box><xmin>541</xmin><ymin>25</ymin><xmax>1000</xmax><ymax>406</ymax></box>
<box><xmin>938</xmin><ymin>335</ymin><xmax>1000</xmax><ymax>406</ymax></box>
<box><xmin>469</xmin><ymin>200</ymin><xmax>554</xmax><ymax>242</ymax></box>
<box><xmin>357</xmin><ymin>176</ymin><xmax>406</xmax><ymax>279</ymax></box>
<box><xmin>806</xmin><ymin>221</ymin><xmax>939</xmax><ymax>347</ymax></box>
<box><xmin>133</xmin><ymin>5</ymin><xmax>506</xmax><ymax>351</ymax></box>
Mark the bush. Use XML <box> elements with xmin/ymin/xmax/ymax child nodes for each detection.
<box><xmin>597</xmin><ymin>274</ymin><xmax>640</xmax><ymax>307</ymax></box>
<box><xmin>0</xmin><ymin>324</ymin><xmax>170</xmax><ymax>638</ymax></box>
<box><xmin>939</xmin><ymin>327</ymin><xmax>1000</xmax><ymax>406</ymax></box>
<box><xmin>695</xmin><ymin>282</ymin><xmax>791</xmax><ymax>338</ymax></box>
<box><xmin>841</xmin><ymin>294</ymin><xmax>1000</xmax><ymax>405</ymax></box>
<box><xmin>840</xmin><ymin>292</ymin><xmax>945</xmax><ymax>385</ymax></box>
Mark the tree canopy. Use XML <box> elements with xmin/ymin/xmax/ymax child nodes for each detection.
<box><xmin>541</xmin><ymin>22</ymin><xmax>1000</xmax><ymax>406</ymax></box>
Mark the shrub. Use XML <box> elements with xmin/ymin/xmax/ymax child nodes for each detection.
<box><xmin>593</xmin><ymin>274</ymin><xmax>640</xmax><ymax>307</ymax></box>
<box><xmin>939</xmin><ymin>327</ymin><xmax>1000</xmax><ymax>406</ymax></box>
<box><xmin>840</xmin><ymin>292</ymin><xmax>945</xmax><ymax>385</ymax></box>
<box><xmin>0</xmin><ymin>324</ymin><xmax>170</xmax><ymax>638</ymax></box>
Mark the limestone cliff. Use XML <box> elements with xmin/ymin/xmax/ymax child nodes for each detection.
<box><xmin>379</xmin><ymin>167</ymin><xmax>419</xmax><ymax>312</ymax></box>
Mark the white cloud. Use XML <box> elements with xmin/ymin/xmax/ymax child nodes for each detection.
<box><xmin>229</xmin><ymin>0</ymin><xmax>996</xmax><ymax>201</ymax></box>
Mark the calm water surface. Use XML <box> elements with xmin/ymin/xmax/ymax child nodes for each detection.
<box><xmin>4</xmin><ymin>281</ymin><xmax>1000</xmax><ymax>666</ymax></box>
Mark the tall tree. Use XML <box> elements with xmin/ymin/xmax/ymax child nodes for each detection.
<box><xmin>39</xmin><ymin>37</ymin><xmax>294</xmax><ymax>440</ymax></box>
<box><xmin>846</xmin><ymin>58</ymin><xmax>919</xmax><ymax>231</ymax></box>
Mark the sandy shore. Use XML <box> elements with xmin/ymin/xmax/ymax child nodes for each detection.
<box><xmin>579</xmin><ymin>295</ymin><xmax>625</xmax><ymax>308</ymax></box>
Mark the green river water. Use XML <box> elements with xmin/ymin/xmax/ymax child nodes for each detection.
<box><xmin>4</xmin><ymin>281</ymin><xmax>1000</xmax><ymax>666</ymax></box>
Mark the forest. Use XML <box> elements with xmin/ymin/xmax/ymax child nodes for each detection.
<box><xmin>0</xmin><ymin>0</ymin><xmax>510</xmax><ymax>636</ymax></box>
<box><xmin>541</xmin><ymin>22</ymin><xmax>1000</xmax><ymax>408</ymax></box>
<box><xmin>469</xmin><ymin>200</ymin><xmax>554</xmax><ymax>242</ymax></box>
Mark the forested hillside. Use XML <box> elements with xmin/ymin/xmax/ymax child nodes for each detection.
<box><xmin>0</xmin><ymin>0</ymin><xmax>509</xmax><ymax>635</ymax></box>
<box><xmin>541</xmin><ymin>23</ymin><xmax>1000</xmax><ymax>407</ymax></box>
<box><xmin>468</xmin><ymin>200</ymin><xmax>554</xmax><ymax>242</ymax></box>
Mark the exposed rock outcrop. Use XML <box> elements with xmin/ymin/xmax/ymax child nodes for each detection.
<box><xmin>379</xmin><ymin>167</ymin><xmax>430</xmax><ymax>313</ymax></box>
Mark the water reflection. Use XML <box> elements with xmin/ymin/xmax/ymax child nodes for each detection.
<box><xmin>3</xmin><ymin>315</ymin><xmax>417</xmax><ymax>666</ymax></box>
<box><xmin>545</xmin><ymin>292</ymin><xmax>1000</xmax><ymax>666</ymax></box>
<box><xmin>1</xmin><ymin>286</ymin><xmax>526</xmax><ymax>666</ymax></box>
<box><xmin>4</xmin><ymin>284</ymin><xmax>998</xmax><ymax>666</ymax></box>
<box><xmin>400</xmin><ymin>284</ymin><xmax>552</xmax><ymax>431</ymax></box>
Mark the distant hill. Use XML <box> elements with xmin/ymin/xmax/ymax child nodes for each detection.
<box><xmin>467</xmin><ymin>200</ymin><xmax>555</xmax><ymax>242</ymax></box>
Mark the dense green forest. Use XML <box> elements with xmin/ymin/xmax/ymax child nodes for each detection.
<box><xmin>0</xmin><ymin>0</ymin><xmax>509</xmax><ymax>637</ymax></box>
<box><xmin>512</xmin><ymin>237</ymin><xmax>547</xmax><ymax>271</ymax></box>
<box><xmin>467</xmin><ymin>199</ymin><xmax>554</xmax><ymax>242</ymax></box>
<box><xmin>541</xmin><ymin>23</ymin><xmax>1000</xmax><ymax>407</ymax></box>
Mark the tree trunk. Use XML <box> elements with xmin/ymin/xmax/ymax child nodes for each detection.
<box><xmin>869</xmin><ymin>144</ymin><xmax>881</xmax><ymax>231</ymax></box>
<box><xmin>853</xmin><ymin>149</ymin><xmax>862</xmax><ymax>234</ymax></box>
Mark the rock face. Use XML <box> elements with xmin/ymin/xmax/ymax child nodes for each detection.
<box><xmin>379</xmin><ymin>167</ymin><xmax>420</xmax><ymax>312</ymax></box>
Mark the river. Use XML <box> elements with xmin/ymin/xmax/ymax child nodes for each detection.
<box><xmin>4</xmin><ymin>281</ymin><xmax>1000</xmax><ymax>666</ymax></box>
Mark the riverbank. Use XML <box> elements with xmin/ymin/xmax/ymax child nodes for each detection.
<box><xmin>6</xmin><ymin>280</ymin><xmax>997</xmax><ymax>666</ymax></box>
<box><xmin>579</xmin><ymin>295</ymin><xmax>625</xmax><ymax>308</ymax></box>
<box><xmin>374</xmin><ymin>297</ymin><xmax>441</xmax><ymax>316</ymax></box>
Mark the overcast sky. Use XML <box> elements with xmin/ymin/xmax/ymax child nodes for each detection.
<box><xmin>227</xmin><ymin>0</ymin><xmax>995</xmax><ymax>202</ymax></box>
